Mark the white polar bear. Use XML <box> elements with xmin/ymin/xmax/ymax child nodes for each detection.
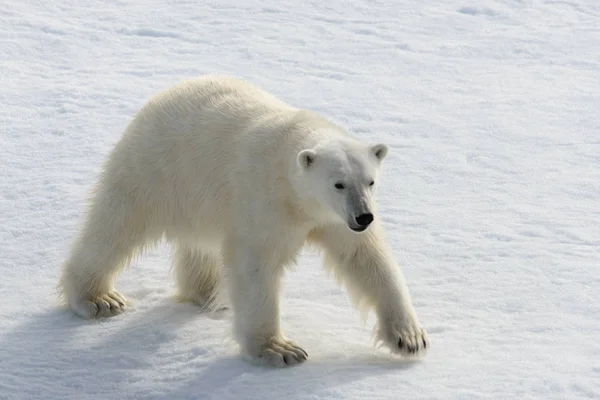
<box><xmin>59</xmin><ymin>75</ymin><xmax>428</xmax><ymax>367</ymax></box>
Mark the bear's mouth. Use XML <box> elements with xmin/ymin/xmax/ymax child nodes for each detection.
<box><xmin>349</xmin><ymin>224</ymin><xmax>369</xmax><ymax>233</ymax></box>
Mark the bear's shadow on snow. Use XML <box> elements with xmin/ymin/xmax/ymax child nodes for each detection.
<box><xmin>0</xmin><ymin>301</ymin><xmax>420</xmax><ymax>398</ymax></box>
<box><xmin>169</xmin><ymin>353</ymin><xmax>420</xmax><ymax>399</ymax></box>
<box><xmin>0</xmin><ymin>299</ymin><xmax>202</xmax><ymax>396</ymax></box>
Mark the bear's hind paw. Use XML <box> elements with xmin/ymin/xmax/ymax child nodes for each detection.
<box><xmin>71</xmin><ymin>291</ymin><xmax>128</xmax><ymax>319</ymax></box>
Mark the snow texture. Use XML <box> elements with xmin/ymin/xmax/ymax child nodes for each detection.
<box><xmin>1</xmin><ymin>0</ymin><xmax>599</xmax><ymax>399</ymax></box>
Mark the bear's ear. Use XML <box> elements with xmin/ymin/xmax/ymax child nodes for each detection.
<box><xmin>370</xmin><ymin>143</ymin><xmax>389</xmax><ymax>161</ymax></box>
<box><xmin>297</xmin><ymin>149</ymin><xmax>317</xmax><ymax>169</ymax></box>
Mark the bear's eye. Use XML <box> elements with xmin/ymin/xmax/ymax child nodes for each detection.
<box><xmin>334</xmin><ymin>183</ymin><xmax>345</xmax><ymax>190</ymax></box>
<box><xmin>369</xmin><ymin>181</ymin><xmax>375</xmax><ymax>187</ymax></box>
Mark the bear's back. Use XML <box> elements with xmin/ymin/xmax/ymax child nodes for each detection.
<box><xmin>149</xmin><ymin>75</ymin><xmax>294</xmax><ymax>130</ymax></box>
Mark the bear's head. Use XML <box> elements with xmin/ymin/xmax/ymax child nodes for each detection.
<box><xmin>295</xmin><ymin>139</ymin><xmax>389</xmax><ymax>233</ymax></box>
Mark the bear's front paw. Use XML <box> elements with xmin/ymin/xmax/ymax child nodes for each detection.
<box><xmin>377</xmin><ymin>309</ymin><xmax>429</xmax><ymax>357</ymax></box>
<box><xmin>394</xmin><ymin>325</ymin><xmax>429</xmax><ymax>355</ymax></box>
<box><xmin>245</xmin><ymin>337</ymin><xmax>308</xmax><ymax>368</ymax></box>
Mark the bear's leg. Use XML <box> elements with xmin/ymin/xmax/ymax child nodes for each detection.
<box><xmin>310</xmin><ymin>222</ymin><xmax>429</xmax><ymax>357</ymax></box>
<box><xmin>223</xmin><ymin>237</ymin><xmax>308</xmax><ymax>368</ymax></box>
<box><xmin>59</xmin><ymin>184</ymin><xmax>153</xmax><ymax>319</ymax></box>
<box><xmin>174</xmin><ymin>245</ymin><xmax>225</xmax><ymax>310</ymax></box>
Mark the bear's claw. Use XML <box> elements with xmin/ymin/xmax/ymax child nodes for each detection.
<box><xmin>252</xmin><ymin>338</ymin><xmax>308</xmax><ymax>368</ymax></box>
<box><xmin>394</xmin><ymin>327</ymin><xmax>429</xmax><ymax>356</ymax></box>
<box><xmin>378</xmin><ymin>307</ymin><xmax>429</xmax><ymax>358</ymax></box>
<box><xmin>71</xmin><ymin>290</ymin><xmax>128</xmax><ymax>319</ymax></box>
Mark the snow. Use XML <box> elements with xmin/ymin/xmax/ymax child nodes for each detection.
<box><xmin>1</xmin><ymin>0</ymin><xmax>599</xmax><ymax>398</ymax></box>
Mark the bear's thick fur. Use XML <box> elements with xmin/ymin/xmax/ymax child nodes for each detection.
<box><xmin>59</xmin><ymin>75</ymin><xmax>428</xmax><ymax>367</ymax></box>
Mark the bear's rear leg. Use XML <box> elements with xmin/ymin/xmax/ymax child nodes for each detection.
<box><xmin>59</xmin><ymin>185</ymin><xmax>151</xmax><ymax>319</ymax></box>
<box><xmin>60</xmin><ymin>236</ymin><xmax>138</xmax><ymax>319</ymax></box>
<box><xmin>174</xmin><ymin>246</ymin><xmax>225</xmax><ymax>311</ymax></box>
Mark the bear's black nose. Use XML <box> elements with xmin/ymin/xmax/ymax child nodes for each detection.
<box><xmin>355</xmin><ymin>213</ymin><xmax>374</xmax><ymax>227</ymax></box>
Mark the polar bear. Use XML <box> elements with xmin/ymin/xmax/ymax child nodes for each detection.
<box><xmin>58</xmin><ymin>75</ymin><xmax>428</xmax><ymax>367</ymax></box>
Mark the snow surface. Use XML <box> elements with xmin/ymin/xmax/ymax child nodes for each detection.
<box><xmin>1</xmin><ymin>0</ymin><xmax>599</xmax><ymax>399</ymax></box>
